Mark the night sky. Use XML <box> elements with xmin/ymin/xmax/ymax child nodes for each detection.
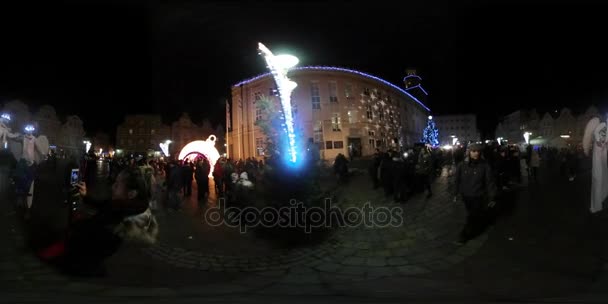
<box><xmin>0</xmin><ymin>1</ymin><xmax>606</xmax><ymax>141</ymax></box>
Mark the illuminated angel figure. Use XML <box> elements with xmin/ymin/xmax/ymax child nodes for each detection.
<box><xmin>0</xmin><ymin>113</ymin><xmax>20</xmax><ymax>148</ymax></box>
<box><xmin>583</xmin><ymin>115</ymin><xmax>608</xmax><ymax>213</ymax></box>
<box><xmin>9</xmin><ymin>124</ymin><xmax>49</xmax><ymax>166</ymax></box>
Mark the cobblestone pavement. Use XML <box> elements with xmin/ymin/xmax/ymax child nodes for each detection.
<box><xmin>2</xmin><ymin>161</ymin><xmax>608</xmax><ymax>302</ymax></box>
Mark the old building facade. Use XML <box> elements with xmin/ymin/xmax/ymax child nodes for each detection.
<box><xmin>227</xmin><ymin>66</ymin><xmax>431</xmax><ymax>162</ymax></box>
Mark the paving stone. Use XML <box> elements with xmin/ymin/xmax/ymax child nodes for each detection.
<box><xmin>336</xmin><ymin>265</ymin><xmax>367</xmax><ymax>275</ymax></box>
<box><xmin>396</xmin><ymin>265</ymin><xmax>430</xmax><ymax>275</ymax></box>
<box><xmin>341</xmin><ymin>256</ymin><xmax>365</xmax><ymax>266</ymax></box>
<box><xmin>256</xmin><ymin>283</ymin><xmax>330</xmax><ymax>295</ymax></box>
<box><xmin>366</xmin><ymin>266</ymin><xmax>398</xmax><ymax>278</ymax></box>
<box><xmin>387</xmin><ymin>257</ymin><xmax>409</xmax><ymax>266</ymax></box>
<box><xmin>365</xmin><ymin>257</ymin><xmax>387</xmax><ymax>267</ymax></box>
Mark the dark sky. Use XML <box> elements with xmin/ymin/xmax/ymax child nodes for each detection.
<box><xmin>0</xmin><ymin>1</ymin><xmax>607</xmax><ymax>140</ymax></box>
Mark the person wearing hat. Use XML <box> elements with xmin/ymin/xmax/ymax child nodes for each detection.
<box><xmin>451</xmin><ymin>143</ymin><xmax>497</xmax><ymax>245</ymax></box>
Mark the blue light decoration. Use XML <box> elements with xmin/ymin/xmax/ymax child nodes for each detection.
<box><xmin>421</xmin><ymin>116</ymin><xmax>439</xmax><ymax>147</ymax></box>
<box><xmin>405</xmin><ymin>84</ymin><xmax>429</xmax><ymax>96</ymax></box>
<box><xmin>234</xmin><ymin>66</ymin><xmax>431</xmax><ymax>112</ymax></box>
<box><xmin>257</xmin><ymin>43</ymin><xmax>300</xmax><ymax>165</ymax></box>
<box><xmin>1</xmin><ymin>113</ymin><xmax>10</xmax><ymax>121</ymax></box>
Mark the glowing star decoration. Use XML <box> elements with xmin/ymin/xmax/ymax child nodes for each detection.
<box><xmin>379</xmin><ymin>100</ymin><xmax>386</xmax><ymax>107</ymax></box>
<box><xmin>159</xmin><ymin>140</ymin><xmax>171</xmax><ymax>157</ymax></box>
<box><xmin>258</xmin><ymin>42</ymin><xmax>299</xmax><ymax>164</ymax></box>
<box><xmin>178</xmin><ymin>135</ymin><xmax>221</xmax><ymax>178</ymax></box>
<box><xmin>360</xmin><ymin>99</ymin><xmax>366</xmax><ymax>104</ymax></box>
<box><xmin>370</xmin><ymin>93</ymin><xmax>377</xmax><ymax>100</ymax></box>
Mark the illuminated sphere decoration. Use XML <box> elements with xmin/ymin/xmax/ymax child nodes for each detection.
<box><xmin>178</xmin><ymin>135</ymin><xmax>221</xmax><ymax>178</ymax></box>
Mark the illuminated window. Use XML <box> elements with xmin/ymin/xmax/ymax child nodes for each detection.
<box><xmin>326</xmin><ymin>141</ymin><xmax>333</xmax><ymax>149</ymax></box>
<box><xmin>129</xmin><ymin>129</ymin><xmax>133</xmax><ymax>135</ymax></box>
<box><xmin>332</xmin><ymin>113</ymin><xmax>341</xmax><ymax>131</ymax></box>
<box><xmin>366</xmin><ymin>105</ymin><xmax>373</xmax><ymax>120</ymax></box>
<box><xmin>348</xmin><ymin>110</ymin><xmax>358</xmax><ymax>124</ymax></box>
<box><xmin>363</xmin><ymin>88</ymin><xmax>370</xmax><ymax>96</ymax></box>
<box><xmin>333</xmin><ymin>141</ymin><xmax>344</xmax><ymax>149</ymax></box>
<box><xmin>151</xmin><ymin>129</ymin><xmax>155</xmax><ymax>135</ymax></box>
<box><xmin>255</xmin><ymin>137</ymin><xmax>264</xmax><ymax>156</ymax></box>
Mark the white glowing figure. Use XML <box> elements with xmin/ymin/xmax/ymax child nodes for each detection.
<box><xmin>523</xmin><ymin>132</ymin><xmax>531</xmax><ymax>144</ymax></box>
<box><xmin>452</xmin><ymin>137</ymin><xmax>458</xmax><ymax>146</ymax></box>
<box><xmin>159</xmin><ymin>140</ymin><xmax>171</xmax><ymax>157</ymax></box>
<box><xmin>258</xmin><ymin>42</ymin><xmax>299</xmax><ymax>163</ymax></box>
<box><xmin>583</xmin><ymin>115</ymin><xmax>608</xmax><ymax>213</ymax></box>
<box><xmin>0</xmin><ymin>113</ymin><xmax>18</xmax><ymax>148</ymax></box>
<box><xmin>177</xmin><ymin>135</ymin><xmax>221</xmax><ymax>178</ymax></box>
<box><xmin>83</xmin><ymin>140</ymin><xmax>92</xmax><ymax>153</ymax></box>
<box><xmin>99</xmin><ymin>148</ymin><xmax>103</xmax><ymax>155</ymax></box>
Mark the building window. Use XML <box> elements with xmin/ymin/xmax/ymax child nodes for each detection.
<box><xmin>128</xmin><ymin>139</ymin><xmax>133</xmax><ymax>145</ymax></box>
<box><xmin>363</xmin><ymin>88</ymin><xmax>371</xmax><ymax>96</ymax></box>
<box><xmin>138</xmin><ymin>128</ymin><xmax>144</xmax><ymax>134</ymax></box>
<box><xmin>256</xmin><ymin>109</ymin><xmax>263</xmax><ymax>121</ymax></box>
<box><xmin>120</xmin><ymin>139</ymin><xmax>125</xmax><ymax>145</ymax></box>
<box><xmin>332</xmin><ymin>113</ymin><xmax>341</xmax><ymax>131</ymax></box>
<box><xmin>345</xmin><ymin>83</ymin><xmax>353</xmax><ymax>98</ymax></box>
<box><xmin>138</xmin><ymin>139</ymin><xmax>144</xmax><ymax>144</ymax></box>
<box><xmin>387</xmin><ymin>96</ymin><xmax>392</xmax><ymax>104</ymax></box>
<box><xmin>151</xmin><ymin>129</ymin><xmax>155</xmax><ymax>135</ymax></box>
<box><xmin>329</xmin><ymin>81</ymin><xmax>338</xmax><ymax>102</ymax></box>
<box><xmin>366</xmin><ymin>105</ymin><xmax>373</xmax><ymax>120</ymax></box>
<box><xmin>268</xmin><ymin>87</ymin><xmax>277</xmax><ymax>96</ymax></box>
<box><xmin>254</xmin><ymin>92</ymin><xmax>262</xmax><ymax>103</ymax></box>
<box><xmin>379</xmin><ymin>111</ymin><xmax>384</xmax><ymax>121</ymax></box>
<box><xmin>368</xmin><ymin>138</ymin><xmax>375</xmax><ymax>148</ymax></box>
<box><xmin>368</xmin><ymin>130</ymin><xmax>375</xmax><ymax>136</ymax></box>
<box><xmin>347</xmin><ymin>110</ymin><xmax>358</xmax><ymax>124</ymax></box>
<box><xmin>255</xmin><ymin>137</ymin><xmax>264</xmax><ymax>156</ymax></box>
<box><xmin>129</xmin><ymin>129</ymin><xmax>133</xmax><ymax>135</ymax></box>
<box><xmin>326</xmin><ymin>141</ymin><xmax>333</xmax><ymax>149</ymax></box>
<box><xmin>313</xmin><ymin>121</ymin><xmax>323</xmax><ymax>143</ymax></box>
<box><xmin>333</xmin><ymin>141</ymin><xmax>344</xmax><ymax>149</ymax></box>
<box><xmin>311</xmin><ymin>82</ymin><xmax>321</xmax><ymax>110</ymax></box>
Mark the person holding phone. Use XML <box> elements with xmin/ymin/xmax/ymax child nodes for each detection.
<box><xmin>38</xmin><ymin>167</ymin><xmax>150</xmax><ymax>276</ymax></box>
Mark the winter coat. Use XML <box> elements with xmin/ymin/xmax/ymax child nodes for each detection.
<box><xmin>452</xmin><ymin>158</ymin><xmax>497</xmax><ymax>200</ymax></box>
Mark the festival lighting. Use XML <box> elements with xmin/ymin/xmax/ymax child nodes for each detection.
<box><xmin>159</xmin><ymin>140</ymin><xmax>171</xmax><ymax>157</ymax></box>
<box><xmin>1</xmin><ymin>113</ymin><xmax>10</xmax><ymax>121</ymax></box>
<box><xmin>258</xmin><ymin>42</ymin><xmax>299</xmax><ymax>164</ymax></box>
<box><xmin>24</xmin><ymin>125</ymin><xmax>35</xmax><ymax>133</ymax></box>
<box><xmin>83</xmin><ymin>140</ymin><xmax>92</xmax><ymax>153</ymax></box>
<box><xmin>234</xmin><ymin>66</ymin><xmax>431</xmax><ymax>112</ymax></box>
<box><xmin>177</xmin><ymin>135</ymin><xmax>220</xmax><ymax>178</ymax></box>
<box><xmin>523</xmin><ymin>132</ymin><xmax>531</xmax><ymax>144</ymax></box>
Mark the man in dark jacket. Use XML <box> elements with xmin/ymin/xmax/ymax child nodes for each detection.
<box><xmin>452</xmin><ymin>143</ymin><xmax>497</xmax><ymax>245</ymax></box>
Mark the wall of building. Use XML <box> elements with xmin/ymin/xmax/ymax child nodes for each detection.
<box><xmin>228</xmin><ymin>67</ymin><xmax>430</xmax><ymax>162</ymax></box>
<box><xmin>433</xmin><ymin>114</ymin><xmax>479</xmax><ymax>145</ymax></box>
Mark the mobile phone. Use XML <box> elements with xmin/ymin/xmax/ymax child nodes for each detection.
<box><xmin>70</xmin><ymin>169</ymin><xmax>79</xmax><ymax>185</ymax></box>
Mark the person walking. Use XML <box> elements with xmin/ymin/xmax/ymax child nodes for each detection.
<box><xmin>452</xmin><ymin>143</ymin><xmax>497</xmax><ymax>245</ymax></box>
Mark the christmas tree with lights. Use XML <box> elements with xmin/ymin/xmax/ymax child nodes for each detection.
<box><xmin>421</xmin><ymin>116</ymin><xmax>440</xmax><ymax>147</ymax></box>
